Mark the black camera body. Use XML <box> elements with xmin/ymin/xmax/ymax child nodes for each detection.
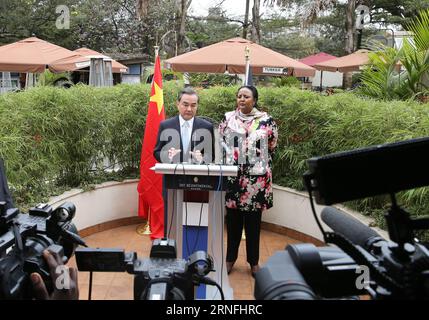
<box><xmin>76</xmin><ymin>238</ymin><xmax>213</xmax><ymax>300</ymax></box>
<box><xmin>256</xmin><ymin>237</ymin><xmax>429</xmax><ymax>300</ymax></box>
<box><xmin>255</xmin><ymin>137</ymin><xmax>429</xmax><ymax>300</ymax></box>
<box><xmin>0</xmin><ymin>201</ymin><xmax>81</xmax><ymax>299</ymax></box>
<box><xmin>255</xmin><ymin>244</ymin><xmax>361</xmax><ymax>300</ymax></box>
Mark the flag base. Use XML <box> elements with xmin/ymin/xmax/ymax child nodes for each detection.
<box><xmin>136</xmin><ymin>223</ymin><xmax>151</xmax><ymax>235</ymax></box>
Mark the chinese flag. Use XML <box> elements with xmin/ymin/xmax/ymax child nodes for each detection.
<box><xmin>137</xmin><ymin>54</ymin><xmax>165</xmax><ymax>240</ymax></box>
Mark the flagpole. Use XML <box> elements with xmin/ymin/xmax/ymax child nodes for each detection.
<box><xmin>137</xmin><ymin>211</ymin><xmax>152</xmax><ymax>235</ymax></box>
<box><xmin>242</xmin><ymin>45</ymin><xmax>251</xmax><ymax>240</ymax></box>
<box><xmin>244</xmin><ymin>45</ymin><xmax>250</xmax><ymax>86</ymax></box>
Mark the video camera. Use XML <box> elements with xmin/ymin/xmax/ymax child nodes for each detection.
<box><xmin>0</xmin><ymin>200</ymin><xmax>84</xmax><ymax>299</ymax></box>
<box><xmin>255</xmin><ymin>137</ymin><xmax>429</xmax><ymax>300</ymax></box>
<box><xmin>75</xmin><ymin>238</ymin><xmax>220</xmax><ymax>300</ymax></box>
<box><xmin>0</xmin><ymin>158</ymin><xmax>84</xmax><ymax>299</ymax></box>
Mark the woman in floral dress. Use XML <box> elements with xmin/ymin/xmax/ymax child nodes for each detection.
<box><xmin>219</xmin><ymin>85</ymin><xmax>278</xmax><ymax>277</ymax></box>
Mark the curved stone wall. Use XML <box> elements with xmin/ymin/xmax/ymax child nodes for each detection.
<box><xmin>48</xmin><ymin>179</ymin><xmax>388</xmax><ymax>241</ymax></box>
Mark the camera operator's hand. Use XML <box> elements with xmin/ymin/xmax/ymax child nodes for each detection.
<box><xmin>30</xmin><ymin>250</ymin><xmax>79</xmax><ymax>300</ymax></box>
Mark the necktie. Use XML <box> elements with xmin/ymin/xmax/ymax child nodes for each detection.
<box><xmin>182</xmin><ymin>121</ymin><xmax>190</xmax><ymax>153</ymax></box>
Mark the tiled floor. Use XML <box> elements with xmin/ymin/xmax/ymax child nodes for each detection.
<box><xmin>68</xmin><ymin>224</ymin><xmax>301</xmax><ymax>300</ymax></box>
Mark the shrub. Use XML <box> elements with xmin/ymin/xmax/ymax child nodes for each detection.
<box><xmin>271</xmin><ymin>76</ymin><xmax>301</xmax><ymax>88</ymax></box>
<box><xmin>1</xmin><ymin>85</ymin><xmax>428</xmax><ymax>230</ymax></box>
<box><xmin>359</xmin><ymin>9</ymin><xmax>429</xmax><ymax>102</ymax></box>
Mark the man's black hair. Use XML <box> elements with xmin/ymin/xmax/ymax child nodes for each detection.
<box><xmin>177</xmin><ymin>87</ymin><xmax>199</xmax><ymax>103</ymax></box>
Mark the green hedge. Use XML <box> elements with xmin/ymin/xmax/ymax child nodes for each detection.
<box><xmin>0</xmin><ymin>82</ymin><xmax>182</xmax><ymax>205</ymax></box>
<box><xmin>1</xmin><ymin>84</ymin><xmax>429</xmax><ymax>229</ymax></box>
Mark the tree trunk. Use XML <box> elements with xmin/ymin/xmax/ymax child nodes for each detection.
<box><xmin>251</xmin><ymin>0</ymin><xmax>261</xmax><ymax>43</ymax></box>
<box><xmin>243</xmin><ymin>0</ymin><xmax>250</xmax><ymax>39</ymax></box>
<box><xmin>343</xmin><ymin>0</ymin><xmax>356</xmax><ymax>89</ymax></box>
<box><xmin>175</xmin><ymin>0</ymin><xmax>191</xmax><ymax>55</ymax></box>
<box><xmin>136</xmin><ymin>0</ymin><xmax>150</xmax><ymax>18</ymax></box>
<box><xmin>344</xmin><ymin>0</ymin><xmax>356</xmax><ymax>54</ymax></box>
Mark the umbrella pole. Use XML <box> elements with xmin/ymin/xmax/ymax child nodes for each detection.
<box><xmin>320</xmin><ymin>71</ymin><xmax>323</xmax><ymax>92</ymax></box>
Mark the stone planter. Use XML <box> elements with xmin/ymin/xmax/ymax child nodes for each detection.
<box><xmin>263</xmin><ymin>184</ymin><xmax>389</xmax><ymax>242</ymax></box>
<box><xmin>49</xmin><ymin>179</ymin><xmax>142</xmax><ymax>237</ymax></box>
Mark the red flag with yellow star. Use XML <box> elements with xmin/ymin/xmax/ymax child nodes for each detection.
<box><xmin>137</xmin><ymin>54</ymin><xmax>165</xmax><ymax>240</ymax></box>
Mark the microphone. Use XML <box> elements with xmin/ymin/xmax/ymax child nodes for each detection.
<box><xmin>221</xmin><ymin>141</ymin><xmax>231</xmax><ymax>154</ymax></box>
<box><xmin>321</xmin><ymin>206</ymin><xmax>384</xmax><ymax>250</ymax></box>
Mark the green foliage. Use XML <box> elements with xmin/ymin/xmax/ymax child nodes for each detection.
<box><xmin>271</xmin><ymin>76</ymin><xmax>301</xmax><ymax>88</ymax></box>
<box><xmin>359</xmin><ymin>46</ymin><xmax>405</xmax><ymax>100</ymax></box>
<box><xmin>359</xmin><ymin>9</ymin><xmax>429</xmax><ymax>101</ymax></box>
<box><xmin>402</xmin><ymin>9</ymin><xmax>429</xmax><ymax>99</ymax></box>
<box><xmin>261</xmin><ymin>27</ymin><xmax>318</xmax><ymax>59</ymax></box>
<box><xmin>1</xmin><ymin>84</ymin><xmax>429</xmax><ymax>231</ymax></box>
<box><xmin>0</xmin><ymin>0</ymin><xmax>179</xmax><ymax>57</ymax></box>
<box><xmin>189</xmin><ymin>73</ymin><xmax>239</xmax><ymax>88</ymax></box>
<box><xmin>37</xmin><ymin>70</ymin><xmax>73</xmax><ymax>87</ymax></box>
<box><xmin>187</xmin><ymin>6</ymin><xmax>240</xmax><ymax>48</ymax></box>
<box><xmin>370</xmin><ymin>0</ymin><xmax>429</xmax><ymax>27</ymax></box>
<box><xmin>0</xmin><ymin>81</ymin><xmax>182</xmax><ymax>206</ymax></box>
<box><xmin>0</xmin><ymin>0</ymin><xmax>79</xmax><ymax>47</ymax></box>
<box><xmin>141</xmin><ymin>67</ymin><xmax>184</xmax><ymax>84</ymax></box>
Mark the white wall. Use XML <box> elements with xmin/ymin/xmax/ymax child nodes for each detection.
<box><xmin>121</xmin><ymin>75</ymin><xmax>141</xmax><ymax>84</ymax></box>
<box><xmin>263</xmin><ymin>185</ymin><xmax>389</xmax><ymax>241</ymax></box>
<box><xmin>49</xmin><ymin>180</ymin><xmax>139</xmax><ymax>231</ymax></box>
<box><xmin>311</xmin><ymin>70</ymin><xmax>343</xmax><ymax>88</ymax></box>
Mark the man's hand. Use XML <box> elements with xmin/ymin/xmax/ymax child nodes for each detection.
<box><xmin>190</xmin><ymin>150</ymin><xmax>203</xmax><ymax>163</ymax></box>
<box><xmin>31</xmin><ymin>250</ymin><xmax>79</xmax><ymax>300</ymax></box>
<box><xmin>168</xmin><ymin>147</ymin><xmax>181</xmax><ymax>161</ymax></box>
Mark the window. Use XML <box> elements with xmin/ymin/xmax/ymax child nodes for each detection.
<box><xmin>126</xmin><ymin>64</ymin><xmax>141</xmax><ymax>75</ymax></box>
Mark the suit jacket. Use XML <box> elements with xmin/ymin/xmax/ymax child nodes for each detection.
<box><xmin>153</xmin><ymin>116</ymin><xmax>215</xmax><ymax>164</ymax></box>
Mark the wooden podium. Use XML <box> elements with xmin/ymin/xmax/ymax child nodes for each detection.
<box><xmin>152</xmin><ymin>163</ymin><xmax>237</xmax><ymax>300</ymax></box>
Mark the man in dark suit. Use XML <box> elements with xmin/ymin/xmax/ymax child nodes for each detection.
<box><xmin>154</xmin><ymin>87</ymin><xmax>214</xmax><ymax>164</ymax></box>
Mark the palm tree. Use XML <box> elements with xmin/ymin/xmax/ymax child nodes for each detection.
<box><xmin>359</xmin><ymin>9</ymin><xmax>429</xmax><ymax>101</ymax></box>
<box><xmin>404</xmin><ymin>8</ymin><xmax>429</xmax><ymax>100</ymax></box>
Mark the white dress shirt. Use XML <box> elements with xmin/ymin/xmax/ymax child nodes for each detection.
<box><xmin>179</xmin><ymin>115</ymin><xmax>194</xmax><ymax>152</ymax></box>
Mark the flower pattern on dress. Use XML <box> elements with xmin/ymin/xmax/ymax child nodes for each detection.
<box><xmin>219</xmin><ymin>109</ymin><xmax>278</xmax><ymax>213</ymax></box>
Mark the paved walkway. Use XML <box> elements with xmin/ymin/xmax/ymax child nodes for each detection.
<box><xmin>68</xmin><ymin>224</ymin><xmax>301</xmax><ymax>300</ymax></box>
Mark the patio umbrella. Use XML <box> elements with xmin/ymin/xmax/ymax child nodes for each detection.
<box><xmin>49</xmin><ymin>48</ymin><xmax>128</xmax><ymax>73</ymax></box>
<box><xmin>313</xmin><ymin>49</ymin><xmax>370</xmax><ymax>72</ymax></box>
<box><xmin>164</xmin><ymin>37</ymin><xmax>315</xmax><ymax>77</ymax></box>
<box><xmin>0</xmin><ymin>37</ymin><xmax>75</xmax><ymax>73</ymax></box>
<box><xmin>299</xmin><ymin>52</ymin><xmax>337</xmax><ymax>67</ymax></box>
<box><xmin>299</xmin><ymin>52</ymin><xmax>340</xmax><ymax>90</ymax></box>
